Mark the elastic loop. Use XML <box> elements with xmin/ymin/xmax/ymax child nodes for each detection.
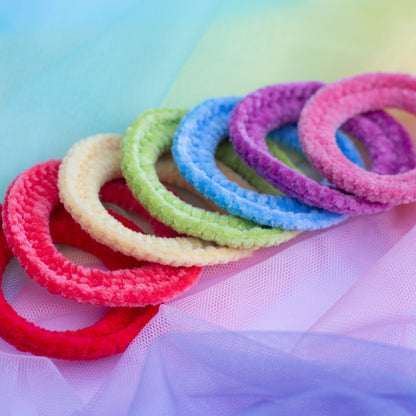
<box><xmin>3</xmin><ymin>159</ymin><xmax>202</xmax><ymax>306</ymax></box>
<box><xmin>58</xmin><ymin>133</ymin><xmax>254</xmax><ymax>265</ymax></box>
<box><xmin>229</xmin><ymin>82</ymin><xmax>415</xmax><ymax>214</ymax></box>
<box><xmin>172</xmin><ymin>96</ymin><xmax>366</xmax><ymax>230</ymax></box>
<box><xmin>298</xmin><ymin>72</ymin><xmax>416</xmax><ymax>204</ymax></box>
<box><xmin>121</xmin><ymin>110</ymin><xmax>300</xmax><ymax>247</ymax></box>
<box><xmin>0</xmin><ymin>204</ymin><xmax>158</xmax><ymax>360</ymax></box>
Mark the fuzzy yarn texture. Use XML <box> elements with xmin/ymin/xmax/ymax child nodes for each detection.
<box><xmin>173</xmin><ymin>97</ymin><xmax>365</xmax><ymax>230</ymax></box>
<box><xmin>121</xmin><ymin>109</ymin><xmax>300</xmax><ymax>248</ymax></box>
<box><xmin>3</xmin><ymin>160</ymin><xmax>202</xmax><ymax>307</ymax></box>
<box><xmin>216</xmin><ymin>136</ymin><xmax>302</xmax><ymax>196</ymax></box>
<box><xmin>0</xmin><ymin>205</ymin><xmax>159</xmax><ymax>360</ymax></box>
<box><xmin>298</xmin><ymin>72</ymin><xmax>416</xmax><ymax>204</ymax></box>
<box><xmin>229</xmin><ymin>81</ymin><xmax>416</xmax><ymax>214</ymax></box>
<box><xmin>156</xmin><ymin>154</ymin><xmax>260</xmax><ymax>212</ymax></box>
<box><xmin>58</xmin><ymin>133</ymin><xmax>254</xmax><ymax>266</ymax></box>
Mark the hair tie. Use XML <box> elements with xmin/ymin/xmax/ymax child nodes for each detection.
<box><xmin>58</xmin><ymin>133</ymin><xmax>254</xmax><ymax>265</ymax></box>
<box><xmin>172</xmin><ymin>96</ymin><xmax>364</xmax><ymax>230</ymax></box>
<box><xmin>121</xmin><ymin>109</ymin><xmax>299</xmax><ymax>248</ymax></box>
<box><xmin>155</xmin><ymin>154</ymin><xmax>260</xmax><ymax>213</ymax></box>
<box><xmin>298</xmin><ymin>72</ymin><xmax>416</xmax><ymax>205</ymax></box>
<box><xmin>228</xmin><ymin>82</ymin><xmax>416</xmax><ymax>215</ymax></box>
<box><xmin>0</xmin><ymin>204</ymin><xmax>159</xmax><ymax>360</ymax></box>
<box><xmin>216</xmin><ymin>135</ymin><xmax>302</xmax><ymax>196</ymax></box>
<box><xmin>3</xmin><ymin>159</ymin><xmax>202</xmax><ymax>307</ymax></box>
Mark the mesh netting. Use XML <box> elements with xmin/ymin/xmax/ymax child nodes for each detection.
<box><xmin>1</xmin><ymin>200</ymin><xmax>416</xmax><ymax>414</ymax></box>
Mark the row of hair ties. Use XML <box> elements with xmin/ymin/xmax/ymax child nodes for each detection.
<box><xmin>1</xmin><ymin>72</ymin><xmax>416</xmax><ymax>360</ymax></box>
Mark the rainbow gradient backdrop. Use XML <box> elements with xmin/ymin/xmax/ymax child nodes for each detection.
<box><xmin>1</xmin><ymin>0</ymin><xmax>415</xmax><ymax>197</ymax></box>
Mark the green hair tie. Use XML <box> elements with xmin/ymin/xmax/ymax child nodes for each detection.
<box><xmin>121</xmin><ymin>108</ymin><xmax>299</xmax><ymax>249</ymax></box>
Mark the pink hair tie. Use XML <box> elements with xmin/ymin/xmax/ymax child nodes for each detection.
<box><xmin>0</xmin><ymin>204</ymin><xmax>159</xmax><ymax>360</ymax></box>
<box><xmin>2</xmin><ymin>159</ymin><xmax>201</xmax><ymax>307</ymax></box>
<box><xmin>298</xmin><ymin>72</ymin><xmax>416</xmax><ymax>205</ymax></box>
<box><xmin>229</xmin><ymin>81</ymin><xmax>416</xmax><ymax>214</ymax></box>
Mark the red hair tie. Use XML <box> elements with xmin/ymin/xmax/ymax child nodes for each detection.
<box><xmin>0</xmin><ymin>204</ymin><xmax>159</xmax><ymax>360</ymax></box>
<box><xmin>2</xmin><ymin>160</ymin><xmax>201</xmax><ymax>307</ymax></box>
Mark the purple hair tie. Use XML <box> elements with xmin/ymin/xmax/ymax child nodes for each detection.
<box><xmin>228</xmin><ymin>82</ymin><xmax>416</xmax><ymax>215</ymax></box>
<box><xmin>172</xmin><ymin>96</ymin><xmax>363</xmax><ymax>231</ymax></box>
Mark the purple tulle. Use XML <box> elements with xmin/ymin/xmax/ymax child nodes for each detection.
<box><xmin>130</xmin><ymin>329</ymin><xmax>416</xmax><ymax>415</ymax></box>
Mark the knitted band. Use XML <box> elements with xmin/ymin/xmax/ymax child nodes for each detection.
<box><xmin>121</xmin><ymin>109</ymin><xmax>299</xmax><ymax>248</ymax></box>
<box><xmin>215</xmin><ymin>136</ymin><xmax>302</xmax><ymax>197</ymax></box>
<box><xmin>172</xmin><ymin>96</ymin><xmax>364</xmax><ymax>230</ymax></box>
<box><xmin>229</xmin><ymin>82</ymin><xmax>416</xmax><ymax>215</ymax></box>
<box><xmin>0</xmin><ymin>205</ymin><xmax>159</xmax><ymax>360</ymax></box>
<box><xmin>156</xmin><ymin>154</ymin><xmax>260</xmax><ymax>213</ymax></box>
<box><xmin>58</xmin><ymin>133</ymin><xmax>254</xmax><ymax>266</ymax></box>
<box><xmin>298</xmin><ymin>72</ymin><xmax>416</xmax><ymax>204</ymax></box>
<box><xmin>3</xmin><ymin>159</ymin><xmax>202</xmax><ymax>306</ymax></box>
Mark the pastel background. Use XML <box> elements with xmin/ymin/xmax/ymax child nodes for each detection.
<box><xmin>1</xmin><ymin>1</ymin><xmax>416</xmax><ymax>414</ymax></box>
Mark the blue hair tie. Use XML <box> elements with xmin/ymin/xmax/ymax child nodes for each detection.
<box><xmin>172</xmin><ymin>96</ymin><xmax>364</xmax><ymax>231</ymax></box>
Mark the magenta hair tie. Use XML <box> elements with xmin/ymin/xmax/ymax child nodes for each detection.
<box><xmin>2</xmin><ymin>160</ymin><xmax>201</xmax><ymax>308</ymax></box>
<box><xmin>229</xmin><ymin>81</ymin><xmax>416</xmax><ymax>215</ymax></box>
<box><xmin>0</xmin><ymin>204</ymin><xmax>159</xmax><ymax>360</ymax></box>
<box><xmin>298</xmin><ymin>72</ymin><xmax>416</xmax><ymax>205</ymax></box>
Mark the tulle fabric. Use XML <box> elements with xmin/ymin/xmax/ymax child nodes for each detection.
<box><xmin>130</xmin><ymin>330</ymin><xmax>416</xmax><ymax>415</ymax></box>
<box><xmin>1</xmin><ymin>201</ymin><xmax>416</xmax><ymax>414</ymax></box>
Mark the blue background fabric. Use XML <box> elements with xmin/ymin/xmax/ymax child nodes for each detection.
<box><xmin>0</xmin><ymin>0</ymin><xmax>221</xmax><ymax>198</ymax></box>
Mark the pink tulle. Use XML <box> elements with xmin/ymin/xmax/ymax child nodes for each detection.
<box><xmin>1</xmin><ymin>200</ymin><xmax>416</xmax><ymax>414</ymax></box>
